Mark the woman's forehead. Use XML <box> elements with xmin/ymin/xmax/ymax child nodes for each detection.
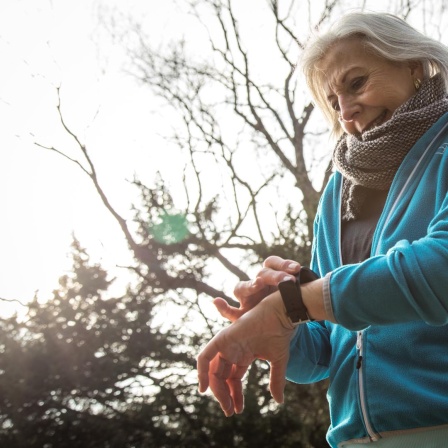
<box><xmin>317</xmin><ymin>39</ymin><xmax>367</xmax><ymax>75</ymax></box>
<box><xmin>316</xmin><ymin>39</ymin><xmax>382</xmax><ymax>92</ymax></box>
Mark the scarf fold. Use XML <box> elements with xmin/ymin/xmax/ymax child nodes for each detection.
<box><xmin>333</xmin><ymin>74</ymin><xmax>448</xmax><ymax>221</ymax></box>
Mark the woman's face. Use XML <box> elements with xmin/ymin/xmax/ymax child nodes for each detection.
<box><xmin>317</xmin><ymin>38</ymin><xmax>424</xmax><ymax>136</ymax></box>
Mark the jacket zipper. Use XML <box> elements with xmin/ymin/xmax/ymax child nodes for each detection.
<box><xmin>356</xmin><ymin>331</ymin><xmax>380</xmax><ymax>441</ymax></box>
<box><xmin>338</xmin><ymin>186</ymin><xmax>378</xmax><ymax>439</ymax></box>
<box><xmin>338</xmin><ymin>118</ymin><xmax>448</xmax><ymax>443</ymax></box>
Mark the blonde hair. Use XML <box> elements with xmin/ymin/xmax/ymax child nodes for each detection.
<box><xmin>301</xmin><ymin>12</ymin><xmax>448</xmax><ymax>136</ymax></box>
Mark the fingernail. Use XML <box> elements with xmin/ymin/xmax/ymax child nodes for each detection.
<box><xmin>223</xmin><ymin>398</ymin><xmax>233</xmax><ymax>416</ymax></box>
<box><xmin>282</xmin><ymin>276</ymin><xmax>294</xmax><ymax>282</ymax></box>
<box><xmin>287</xmin><ymin>262</ymin><xmax>299</xmax><ymax>271</ymax></box>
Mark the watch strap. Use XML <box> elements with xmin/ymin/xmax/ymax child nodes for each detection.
<box><xmin>279</xmin><ymin>267</ymin><xmax>319</xmax><ymax>324</ymax></box>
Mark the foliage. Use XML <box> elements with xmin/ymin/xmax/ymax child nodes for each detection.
<box><xmin>0</xmin><ymin>240</ymin><xmax>328</xmax><ymax>447</ymax></box>
<box><xmin>11</xmin><ymin>0</ymin><xmax>448</xmax><ymax>447</ymax></box>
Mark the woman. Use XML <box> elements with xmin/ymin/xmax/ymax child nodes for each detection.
<box><xmin>197</xmin><ymin>12</ymin><xmax>448</xmax><ymax>447</ymax></box>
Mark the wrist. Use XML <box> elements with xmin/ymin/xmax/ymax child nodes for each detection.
<box><xmin>301</xmin><ymin>278</ymin><xmax>326</xmax><ymax>321</ymax></box>
<box><xmin>265</xmin><ymin>291</ymin><xmax>297</xmax><ymax>330</ymax></box>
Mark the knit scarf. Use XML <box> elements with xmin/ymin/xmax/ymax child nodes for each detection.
<box><xmin>333</xmin><ymin>73</ymin><xmax>448</xmax><ymax>221</ymax></box>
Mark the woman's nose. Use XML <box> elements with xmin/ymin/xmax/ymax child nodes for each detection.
<box><xmin>338</xmin><ymin>96</ymin><xmax>359</xmax><ymax>122</ymax></box>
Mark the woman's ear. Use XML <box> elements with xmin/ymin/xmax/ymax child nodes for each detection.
<box><xmin>408</xmin><ymin>60</ymin><xmax>424</xmax><ymax>79</ymax></box>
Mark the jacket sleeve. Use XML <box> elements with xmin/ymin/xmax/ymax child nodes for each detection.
<box><xmin>329</xmin><ymin>192</ymin><xmax>448</xmax><ymax>331</ymax></box>
<box><xmin>286</xmin><ymin>211</ymin><xmax>332</xmax><ymax>384</ymax></box>
<box><xmin>286</xmin><ymin>321</ymin><xmax>331</xmax><ymax>384</ymax></box>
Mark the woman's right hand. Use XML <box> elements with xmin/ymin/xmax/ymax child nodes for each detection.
<box><xmin>213</xmin><ymin>256</ymin><xmax>302</xmax><ymax>322</ymax></box>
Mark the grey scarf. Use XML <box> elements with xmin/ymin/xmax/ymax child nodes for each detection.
<box><xmin>333</xmin><ymin>74</ymin><xmax>448</xmax><ymax>221</ymax></box>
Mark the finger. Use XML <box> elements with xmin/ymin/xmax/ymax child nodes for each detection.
<box><xmin>227</xmin><ymin>364</ymin><xmax>249</xmax><ymax>414</ymax></box>
<box><xmin>197</xmin><ymin>338</ymin><xmax>220</xmax><ymax>393</ymax></box>
<box><xmin>268</xmin><ymin>357</ymin><xmax>289</xmax><ymax>404</ymax></box>
<box><xmin>233</xmin><ymin>278</ymin><xmax>270</xmax><ymax>304</ymax></box>
<box><xmin>209</xmin><ymin>356</ymin><xmax>235</xmax><ymax>417</ymax></box>
<box><xmin>213</xmin><ymin>298</ymin><xmax>244</xmax><ymax>323</ymax></box>
<box><xmin>257</xmin><ymin>266</ymin><xmax>297</xmax><ymax>287</ymax></box>
<box><xmin>233</xmin><ymin>278</ymin><xmax>263</xmax><ymax>298</ymax></box>
<box><xmin>263</xmin><ymin>256</ymin><xmax>301</xmax><ymax>274</ymax></box>
<box><xmin>197</xmin><ymin>358</ymin><xmax>210</xmax><ymax>393</ymax></box>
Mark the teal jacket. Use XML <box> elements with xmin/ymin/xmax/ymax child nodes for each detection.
<box><xmin>286</xmin><ymin>112</ymin><xmax>448</xmax><ymax>447</ymax></box>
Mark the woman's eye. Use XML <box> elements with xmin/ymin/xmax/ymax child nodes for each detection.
<box><xmin>331</xmin><ymin>101</ymin><xmax>340</xmax><ymax>112</ymax></box>
<box><xmin>351</xmin><ymin>77</ymin><xmax>366</xmax><ymax>90</ymax></box>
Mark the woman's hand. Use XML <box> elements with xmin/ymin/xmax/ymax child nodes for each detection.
<box><xmin>214</xmin><ymin>256</ymin><xmax>302</xmax><ymax>322</ymax></box>
<box><xmin>197</xmin><ymin>290</ymin><xmax>295</xmax><ymax>416</ymax></box>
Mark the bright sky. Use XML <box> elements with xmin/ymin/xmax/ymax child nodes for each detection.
<box><xmin>0</xmin><ymin>0</ymin><xmax>193</xmax><ymax>314</ymax></box>
<box><xmin>1</xmin><ymin>0</ymin><xmax>447</xmax><ymax>317</ymax></box>
<box><xmin>0</xmin><ymin>0</ymin><xmax>283</xmax><ymax>315</ymax></box>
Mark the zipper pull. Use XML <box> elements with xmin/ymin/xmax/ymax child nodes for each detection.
<box><xmin>356</xmin><ymin>331</ymin><xmax>363</xmax><ymax>369</ymax></box>
<box><xmin>356</xmin><ymin>355</ymin><xmax>363</xmax><ymax>369</ymax></box>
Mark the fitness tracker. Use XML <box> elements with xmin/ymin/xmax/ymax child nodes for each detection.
<box><xmin>278</xmin><ymin>267</ymin><xmax>319</xmax><ymax>326</ymax></box>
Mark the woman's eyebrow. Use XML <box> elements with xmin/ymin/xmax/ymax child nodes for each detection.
<box><xmin>325</xmin><ymin>66</ymin><xmax>364</xmax><ymax>99</ymax></box>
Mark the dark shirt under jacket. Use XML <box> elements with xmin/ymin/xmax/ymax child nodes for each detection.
<box><xmin>341</xmin><ymin>188</ymin><xmax>389</xmax><ymax>265</ymax></box>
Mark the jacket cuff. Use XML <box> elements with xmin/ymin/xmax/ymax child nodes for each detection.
<box><xmin>323</xmin><ymin>272</ymin><xmax>337</xmax><ymax>323</ymax></box>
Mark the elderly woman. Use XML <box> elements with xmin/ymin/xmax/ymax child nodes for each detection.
<box><xmin>197</xmin><ymin>12</ymin><xmax>448</xmax><ymax>448</ymax></box>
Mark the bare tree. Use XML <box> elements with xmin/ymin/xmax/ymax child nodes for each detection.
<box><xmin>27</xmin><ymin>0</ymin><xmax>448</xmax><ymax>445</ymax></box>
<box><xmin>35</xmin><ymin>0</ymin><xmax>448</xmax><ymax>307</ymax></box>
